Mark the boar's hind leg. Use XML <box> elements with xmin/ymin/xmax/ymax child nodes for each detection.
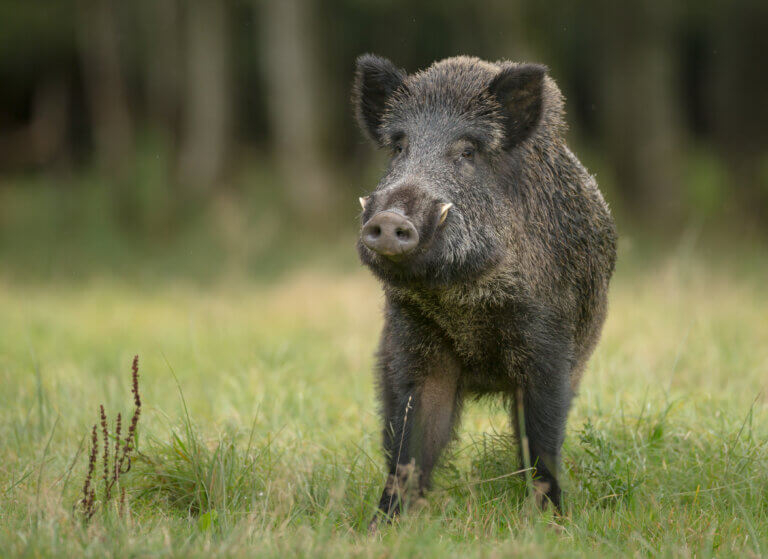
<box><xmin>372</xmin><ymin>353</ymin><xmax>462</xmax><ymax>526</ymax></box>
<box><xmin>513</xmin><ymin>352</ymin><xmax>573</xmax><ymax>512</ymax></box>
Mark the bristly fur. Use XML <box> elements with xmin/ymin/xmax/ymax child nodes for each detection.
<box><xmin>353</xmin><ymin>55</ymin><xmax>617</xmax><ymax>526</ymax></box>
<box><xmin>353</xmin><ymin>54</ymin><xmax>408</xmax><ymax>145</ymax></box>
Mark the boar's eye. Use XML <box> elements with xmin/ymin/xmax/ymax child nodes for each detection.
<box><xmin>390</xmin><ymin>133</ymin><xmax>407</xmax><ymax>158</ymax></box>
<box><xmin>460</xmin><ymin>147</ymin><xmax>475</xmax><ymax>160</ymax></box>
<box><xmin>391</xmin><ymin>140</ymin><xmax>406</xmax><ymax>158</ymax></box>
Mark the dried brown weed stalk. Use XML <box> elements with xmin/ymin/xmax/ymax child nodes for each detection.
<box><xmin>77</xmin><ymin>355</ymin><xmax>142</xmax><ymax>523</ymax></box>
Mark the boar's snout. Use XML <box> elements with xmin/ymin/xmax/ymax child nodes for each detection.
<box><xmin>361</xmin><ymin>211</ymin><xmax>419</xmax><ymax>257</ymax></box>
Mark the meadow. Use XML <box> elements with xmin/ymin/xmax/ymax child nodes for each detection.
<box><xmin>1</xmin><ymin>185</ymin><xmax>767</xmax><ymax>557</ymax></box>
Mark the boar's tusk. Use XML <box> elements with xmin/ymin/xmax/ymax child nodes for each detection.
<box><xmin>438</xmin><ymin>202</ymin><xmax>453</xmax><ymax>225</ymax></box>
<box><xmin>359</xmin><ymin>196</ymin><xmax>369</xmax><ymax>210</ymax></box>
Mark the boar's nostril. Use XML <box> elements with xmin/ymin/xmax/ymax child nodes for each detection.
<box><xmin>361</xmin><ymin>211</ymin><xmax>419</xmax><ymax>257</ymax></box>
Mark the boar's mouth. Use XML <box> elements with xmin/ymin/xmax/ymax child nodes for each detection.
<box><xmin>358</xmin><ymin>200</ymin><xmax>454</xmax><ymax>261</ymax></box>
<box><xmin>360</xmin><ymin>210</ymin><xmax>420</xmax><ymax>259</ymax></box>
<box><xmin>356</xmin><ymin>199</ymin><xmax>464</xmax><ymax>287</ymax></box>
<box><xmin>357</xmin><ymin>196</ymin><xmax>504</xmax><ymax>289</ymax></box>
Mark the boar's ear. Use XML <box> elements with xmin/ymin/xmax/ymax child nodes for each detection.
<box><xmin>488</xmin><ymin>64</ymin><xmax>547</xmax><ymax>149</ymax></box>
<box><xmin>353</xmin><ymin>54</ymin><xmax>406</xmax><ymax>145</ymax></box>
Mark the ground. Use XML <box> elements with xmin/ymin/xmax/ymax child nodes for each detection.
<box><xmin>1</xmin><ymin>226</ymin><xmax>767</xmax><ymax>558</ymax></box>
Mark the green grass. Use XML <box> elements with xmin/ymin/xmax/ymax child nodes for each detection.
<box><xmin>1</xmin><ymin>198</ymin><xmax>767</xmax><ymax>556</ymax></box>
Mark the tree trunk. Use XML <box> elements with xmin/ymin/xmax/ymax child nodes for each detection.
<box><xmin>709</xmin><ymin>0</ymin><xmax>768</xmax><ymax>224</ymax></box>
<box><xmin>141</xmin><ymin>0</ymin><xmax>181</xmax><ymax>144</ymax></box>
<box><xmin>76</xmin><ymin>0</ymin><xmax>134</xmax><ymax>174</ymax></box>
<box><xmin>259</xmin><ymin>0</ymin><xmax>336</xmax><ymax>222</ymax></box>
<box><xmin>600</xmin><ymin>2</ymin><xmax>685</xmax><ymax>224</ymax></box>
<box><xmin>177</xmin><ymin>0</ymin><xmax>232</xmax><ymax>194</ymax></box>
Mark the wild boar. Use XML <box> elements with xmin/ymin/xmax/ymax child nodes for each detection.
<box><xmin>353</xmin><ymin>54</ymin><xmax>617</xmax><ymax>525</ymax></box>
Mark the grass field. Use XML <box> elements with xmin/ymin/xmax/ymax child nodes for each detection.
<box><xmin>1</xmin><ymin>223</ymin><xmax>767</xmax><ymax>557</ymax></box>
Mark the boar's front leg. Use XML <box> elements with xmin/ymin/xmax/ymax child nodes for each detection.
<box><xmin>512</xmin><ymin>338</ymin><xmax>574</xmax><ymax>512</ymax></box>
<box><xmin>370</xmin><ymin>344</ymin><xmax>462</xmax><ymax>528</ymax></box>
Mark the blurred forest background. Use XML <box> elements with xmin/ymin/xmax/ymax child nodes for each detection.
<box><xmin>0</xmin><ymin>0</ymin><xmax>767</xmax><ymax>282</ymax></box>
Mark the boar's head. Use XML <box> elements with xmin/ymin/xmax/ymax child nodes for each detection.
<box><xmin>353</xmin><ymin>55</ymin><xmax>547</xmax><ymax>288</ymax></box>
